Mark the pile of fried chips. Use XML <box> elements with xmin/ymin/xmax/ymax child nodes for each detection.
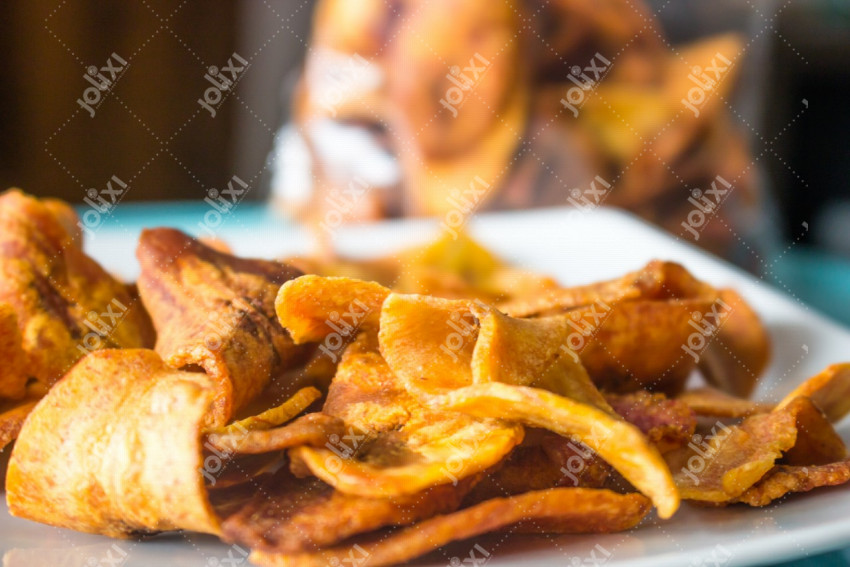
<box><xmin>3</xmin><ymin>190</ymin><xmax>850</xmax><ymax>567</ymax></box>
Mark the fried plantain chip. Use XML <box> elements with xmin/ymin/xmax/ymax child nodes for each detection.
<box><xmin>429</xmin><ymin>382</ymin><xmax>679</xmax><ymax>518</ymax></box>
<box><xmin>222</xmin><ymin>467</ymin><xmax>475</xmax><ymax>555</ymax></box>
<box><xmin>0</xmin><ymin>399</ymin><xmax>39</xmax><ymax>451</ymax></box>
<box><xmin>500</xmin><ymin>261</ymin><xmax>769</xmax><ymax>395</ymax></box>
<box><xmin>378</xmin><ymin>292</ymin><xmax>481</xmax><ymax>393</ymax></box>
<box><xmin>775</xmin><ymin>363</ymin><xmax>850</xmax><ymax>423</ymax></box>
<box><xmin>206</xmin><ymin>412</ymin><xmax>344</xmax><ymax>455</ymax></box>
<box><xmin>250</xmin><ymin>488</ymin><xmax>650</xmax><ymax>567</ymax></box>
<box><xmin>291</xmin><ymin>333</ymin><xmax>523</xmax><ymax>497</ymax></box>
<box><xmin>472</xmin><ymin>309</ymin><xmax>613</xmax><ymax>411</ymax></box>
<box><xmin>213</xmin><ymin>386</ymin><xmax>322</xmax><ymax>435</ymax></box>
<box><xmin>606</xmin><ymin>391</ymin><xmax>697</xmax><ymax>453</ymax></box>
<box><xmin>0</xmin><ymin>190</ymin><xmax>155</xmax><ymax>387</ymax></box>
<box><xmin>137</xmin><ymin>228</ymin><xmax>305</xmax><ymax>426</ymax></box>
<box><xmin>697</xmin><ymin>289</ymin><xmax>771</xmax><ymax>398</ymax></box>
<box><xmin>669</xmin><ymin>396</ymin><xmax>846</xmax><ymax>503</ymax></box>
<box><xmin>677</xmin><ymin>386</ymin><xmax>772</xmax><ymax>418</ymax></box>
<box><xmin>734</xmin><ymin>458</ymin><xmax>850</xmax><ymax>506</ymax></box>
<box><xmin>6</xmin><ymin>349</ymin><xmax>220</xmax><ymax>537</ymax></box>
<box><xmin>275</xmin><ymin>275</ymin><xmax>388</xmax><ymax>344</ymax></box>
<box><xmin>0</xmin><ymin>303</ymin><xmax>28</xmax><ymax>400</ymax></box>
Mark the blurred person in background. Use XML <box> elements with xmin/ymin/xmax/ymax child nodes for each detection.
<box><xmin>269</xmin><ymin>0</ymin><xmax>776</xmax><ymax>266</ymax></box>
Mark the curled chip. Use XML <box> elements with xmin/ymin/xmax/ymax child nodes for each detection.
<box><xmin>0</xmin><ymin>303</ymin><xmax>28</xmax><ymax>400</ymax></box>
<box><xmin>472</xmin><ymin>309</ymin><xmax>613</xmax><ymax>411</ymax></box>
<box><xmin>206</xmin><ymin>412</ymin><xmax>344</xmax><ymax>455</ymax></box>
<box><xmin>212</xmin><ymin>386</ymin><xmax>322</xmax><ymax>435</ymax></box>
<box><xmin>137</xmin><ymin>228</ymin><xmax>306</xmax><ymax>426</ymax></box>
<box><xmin>500</xmin><ymin>260</ymin><xmax>770</xmax><ymax>396</ymax></box>
<box><xmin>275</xmin><ymin>275</ymin><xmax>388</xmax><ymax>344</ymax></box>
<box><xmin>250</xmin><ymin>488</ymin><xmax>650</xmax><ymax>567</ymax></box>
<box><xmin>0</xmin><ymin>189</ymin><xmax>155</xmax><ymax>388</ymax></box>
<box><xmin>734</xmin><ymin>458</ymin><xmax>850</xmax><ymax>506</ymax></box>
<box><xmin>0</xmin><ymin>398</ymin><xmax>39</xmax><ymax>451</ymax></box>
<box><xmin>379</xmin><ymin>292</ymin><xmax>480</xmax><ymax>393</ymax></box>
<box><xmin>669</xmin><ymin>393</ymin><xmax>847</xmax><ymax>503</ymax></box>
<box><xmin>774</xmin><ymin>363</ymin><xmax>850</xmax><ymax>422</ymax></box>
<box><xmin>291</xmin><ymin>334</ymin><xmax>523</xmax><ymax>497</ymax></box>
<box><xmin>7</xmin><ymin>349</ymin><xmax>220</xmax><ymax>537</ymax></box>
<box><xmin>429</xmin><ymin>382</ymin><xmax>679</xmax><ymax>519</ymax></box>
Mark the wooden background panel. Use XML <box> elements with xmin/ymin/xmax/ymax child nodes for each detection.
<box><xmin>0</xmin><ymin>0</ymin><xmax>238</xmax><ymax>202</ymax></box>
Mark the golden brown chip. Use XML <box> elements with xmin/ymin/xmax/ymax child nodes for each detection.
<box><xmin>275</xmin><ymin>275</ymin><xmax>388</xmax><ymax>344</ymax></box>
<box><xmin>214</xmin><ymin>386</ymin><xmax>322</xmax><ymax>435</ymax></box>
<box><xmin>472</xmin><ymin>309</ymin><xmax>613</xmax><ymax>411</ymax></box>
<box><xmin>222</xmin><ymin>467</ymin><xmax>475</xmax><ymax>555</ymax></box>
<box><xmin>606</xmin><ymin>391</ymin><xmax>697</xmax><ymax>453</ymax></box>
<box><xmin>137</xmin><ymin>228</ymin><xmax>305</xmax><ymax>426</ymax></box>
<box><xmin>775</xmin><ymin>363</ymin><xmax>850</xmax><ymax>422</ymax></box>
<box><xmin>0</xmin><ymin>189</ymin><xmax>155</xmax><ymax>387</ymax></box>
<box><xmin>677</xmin><ymin>386</ymin><xmax>772</xmax><ymax>418</ymax></box>
<box><xmin>0</xmin><ymin>398</ymin><xmax>39</xmax><ymax>451</ymax></box>
<box><xmin>781</xmin><ymin>397</ymin><xmax>847</xmax><ymax>467</ymax></box>
<box><xmin>250</xmin><ymin>488</ymin><xmax>650</xmax><ymax>567</ymax></box>
<box><xmin>571</xmin><ymin>298</ymin><xmax>715</xmax><ymax>395</ymax></box>
<box><xmin>206</xmin><ymin>413</ymin><xmax>344</xmax><ymax>455</ymax></box>
<box><xmin>430</xmin><ymin>382</ymin><xmax>679</xmax><ymax>518</ymax></box>
<box><xmin>6</xmin><ymin>349</ymin><xmax>220</xmax><ymax>537</ymax></box>
<box><xmin>697</xmin><ymin>289</ymin><xmax>771</xmax><ymax>398</ymax></box>
<box><xmin>0</xmin><ymin>303</ymin><xmax>28</xmax><ymax>400</ymax></box>
<box><xmin>734</xmin><ymin>458</ymin><xmax>850</xmax><ymax>506</ymax></box>
<box><xmin>378</xmin><ymin>292</ymin><xmax>481</xmax><ymax>394</ymax></box>
<box><xmin>292</xmin><ymin>333</ymin><xmax>523</xmax><ymax>497</ymax></box>
<box><xmin>668</xmin><ymin>396</ymin><xmax>844</xmax><ymax>503</ymax></box>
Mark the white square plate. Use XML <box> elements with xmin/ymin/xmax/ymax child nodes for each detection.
<box><xmin>2</xmin><ymin>206</ymin><xmax>849</xmax><ymax>567</ymax></box>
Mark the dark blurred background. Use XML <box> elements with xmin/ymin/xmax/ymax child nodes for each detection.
<box><xmin>0</xmin><ymin>0</ymin><xmax>848</xmax><ymax>318</ymax></box>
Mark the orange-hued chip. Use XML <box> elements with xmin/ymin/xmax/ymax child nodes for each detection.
<box><xmin>222</xmin><ymin>467</ymin><xmax>476</xmax><ymax>555</ymax></box>
<box><xmin>378</xmin><ymin>293</ymin><xmax>481</xmax><ymax>394</ymax></box>
<box><xmin>0</xmin><ymin>398</ymin><xmax>39</xmax><ymax>451</ymax></box>
<box><xmin>137</xmin><ymin>228</ymin><xmax>306</xmax><ymax>426</ymax></box>
<box><xmin>214</xmin><ymin>386</ymin><xmax>322</xmax><ymax>435</ymax></box>
<box><xmin>6</xmin><ymin>349</ymin><xmax>220</xmax><ymax>537</ymax></box>
<box><xmin>606</xmin><ymin>391</ymin><xmax>696</xmax><ymax>453</ymax></box>
<box><xmin>472</xmin><ymin>309</ymin><xmax>613</xmax><ymax>411</ymax></box>
<box><xmin>250</xmin><ymin>488</ymin><xmax>650</xmax><ymax>567</ymax></box>
<box><xmin>275</xmin><ymin>275</ymin><xmax>389</xmax><ymax>344</ymax></box>
<box><xmin>669</xmin><ymin>396</ymin><xmax>846</xmax><ymax>503</ymax></box>
<box><xmin>290</xmin><ymin>334</ymin><xmax>522</xmax><ymax>497</ymax></box>
<box><xmin>735</xmin><ymin>458</ymin><xmax>850</xmax><ymax>506</ymax></box>
<box><xmin>570</xmin><ymin>298</ymin><xmax>715</xmax><ymax>395</ymax></box>
<box><xmin>0</xmin><ymin>303</ymin><xmax>27</xmax><ymax>400</ymax></box>
<box><xmin>207</xmin><ymin>412</ymin><xmax>343</xmax><ymax>455</ymax></box>
<box><xmin>500</xmin><ymin>261</ymin><xmax>769</xmax><ymax>396</ymax></box>
<box><xmin>0</xmin><ymin>190</ymin><xmax>155</xmax><ymax>387</ymax></box>
<box><xmin>677</xmin><ymin>386</ymin><xmax>772</xmax><ymax>418</ymax></box>
<box><xmin>775</xmin><ymin>363</ymin><xmax>850</xmax><ymax>423</ymax></box>
<box><xmin>698</xmin><ymin>289</ymin><xmax>771</xmax><ymax>398</ymax></box>
<box><xmin>429</xmin><ymin>382</ymin><xmax>679</xmax><ymax>519</ymax></box>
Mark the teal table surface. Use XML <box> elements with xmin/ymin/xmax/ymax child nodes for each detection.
<box><xmin>75</xmin><ymin>201</ymin><xmax>850</xmax><ymax>567</ymax></box>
